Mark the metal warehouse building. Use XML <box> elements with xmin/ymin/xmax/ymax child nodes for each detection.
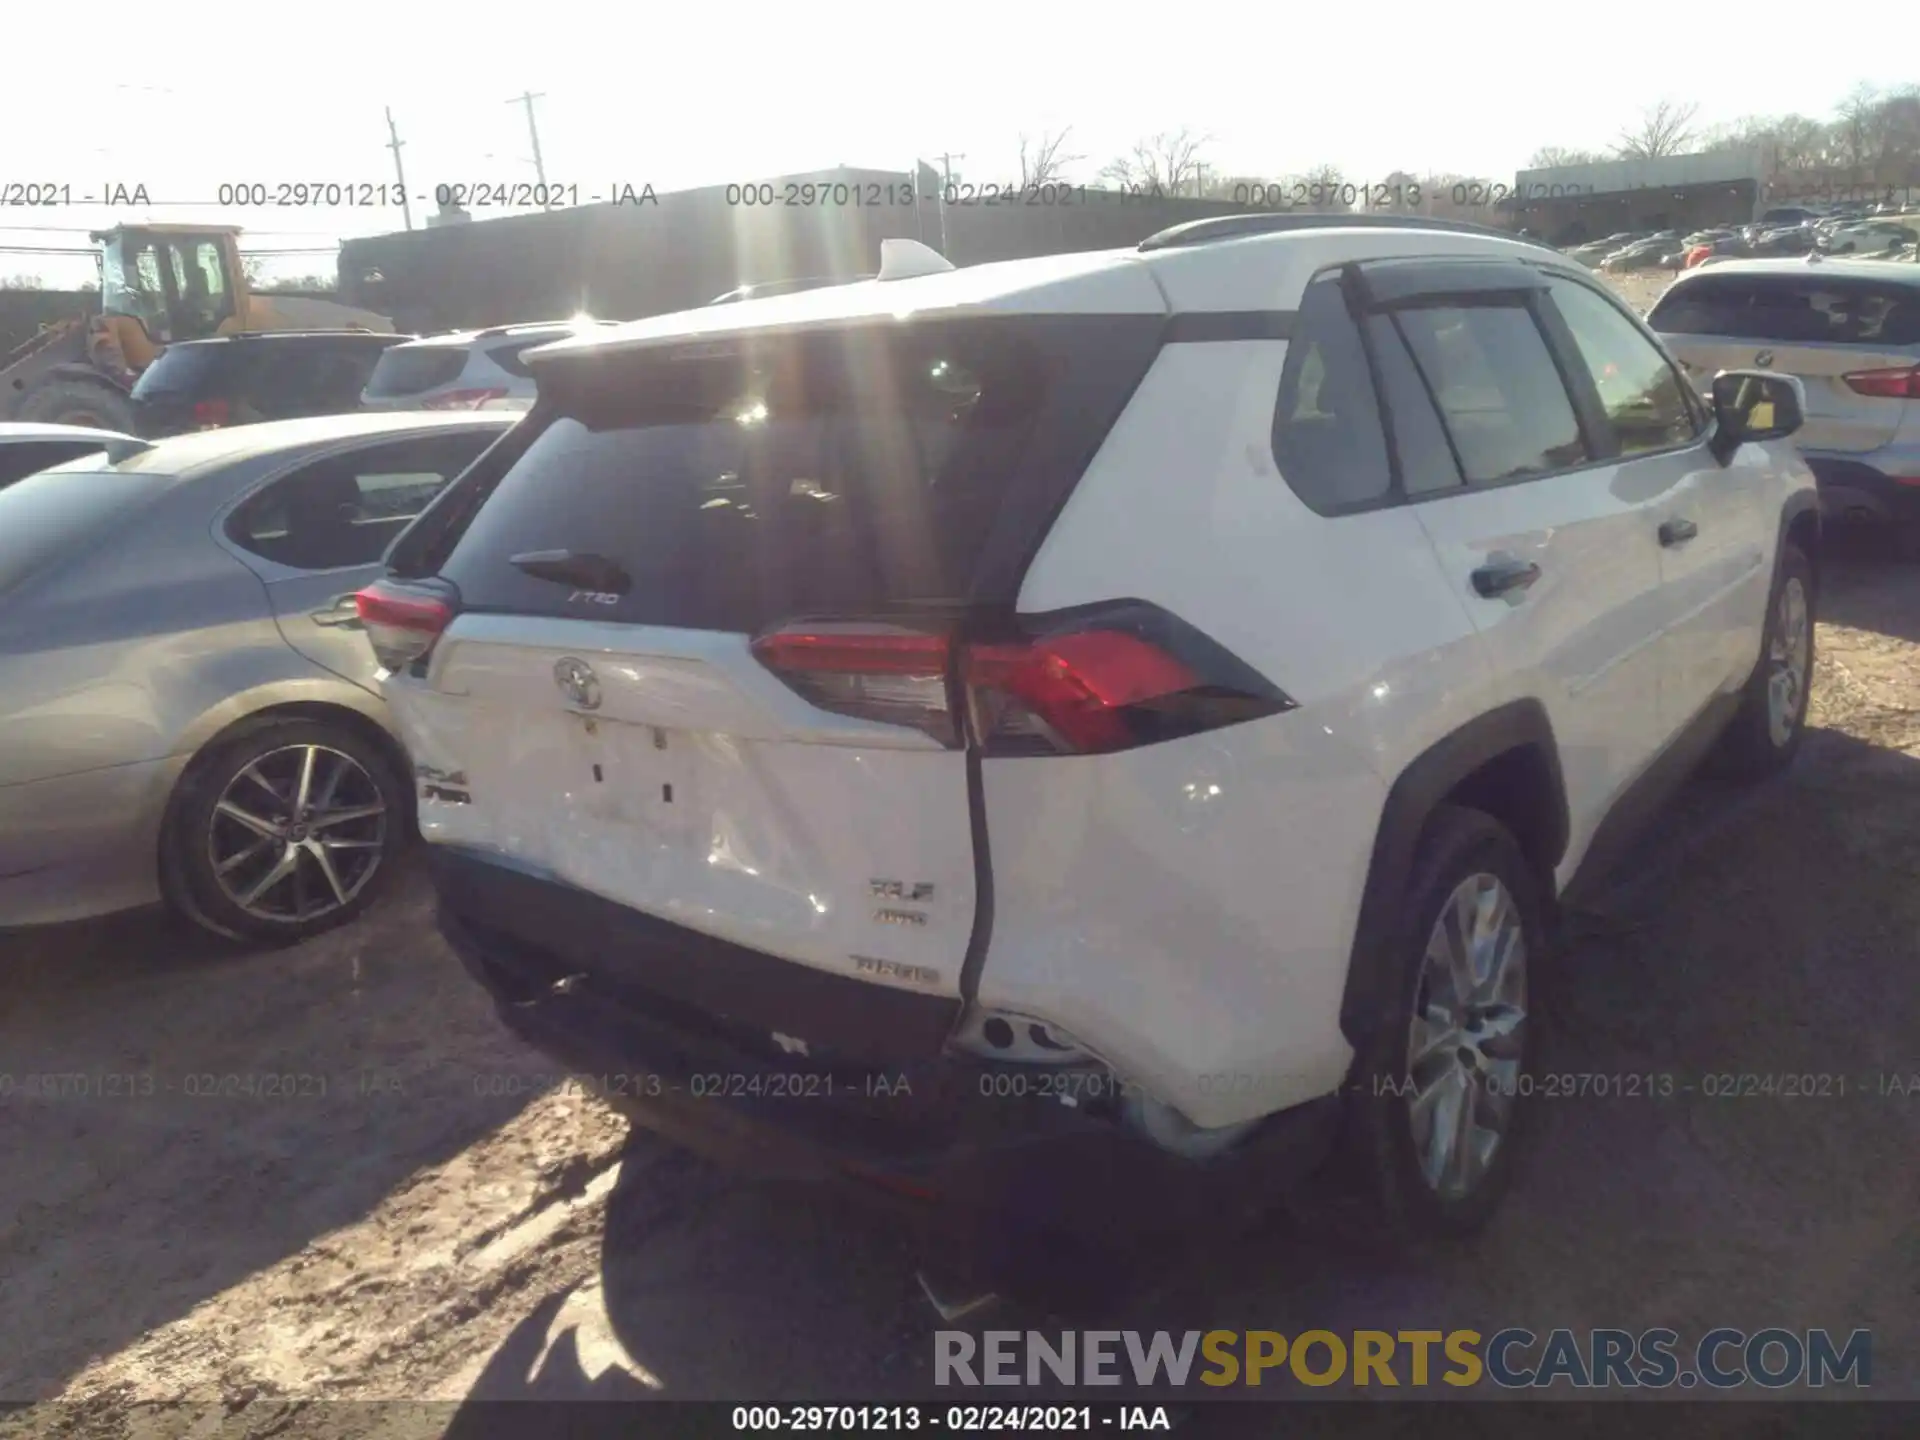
<box><xmin>1511</xmin><ymin>150</ymin><xmax>1770</xmax><ymax>246</ymax></box>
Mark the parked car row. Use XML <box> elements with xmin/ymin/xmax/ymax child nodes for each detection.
<box><xmin>117</xmin><ymin>288</ymin><xmax>873</xmax><ymax>443</ymax></box>
<box><xmin>1568</xmin><ymin>208</ymin><xmax>1920</xmax><ymax>277</ymax></box>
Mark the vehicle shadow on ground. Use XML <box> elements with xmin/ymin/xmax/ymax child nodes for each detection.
<box><xmin>0</xmin><ymin>853</ymin><xmax>544</xmax><ymax>1402</ymax></box>
<box><xmin>449</xmin><ymin>719</ymin><xmax>1920</xmax><ymax>1406</ymax></box>
<box><xmin>1820</xmin><ymin>524</ymin><xmax>1920</xmax><ymax>643</ymax></box>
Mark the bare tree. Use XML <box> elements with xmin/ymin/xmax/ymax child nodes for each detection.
<box><xmin>1297</xmin><ymin>163</ymin><xmax>1351</xmax><ymax>213</ymax></box>
<box><xmin>1098</xmin><ymin>128</ymin><xmax>1212</xmax><ymax>195</ymax></box>
<box><xmin>1615</xmin><ymin>100</ymin><xmax>1700</xmax><ymax>160</ymax></box>
<box><xmin>1528</xmin><ymin>146</ymin><xmax>1602</xmax><ymax>168</ymax></box>
<box><xmin>1018</xmin><ymin>128</ymin><xmax>1084</xmax><ymax>186</ymax></box>
<box><xmin>1862</xmin><ymin>86</ymin><xmax>1920</xmax><ymax>184</ymax></box>
<box><xmin>1834</xmin><ymin>84</ymin><xmax>1880</xmax><ymax>173</ymax></box>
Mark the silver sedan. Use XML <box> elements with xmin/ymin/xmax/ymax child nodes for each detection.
<box><xmin>0</xmin><ymin>411</ymin><xmax>515</xmax><ymax>941</ymax></box>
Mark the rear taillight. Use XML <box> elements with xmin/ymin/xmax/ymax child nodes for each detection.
<box><xmin>421</xmin><ymin>387</ymin><xmax>511</xmax><ymax>411</ymax></box>
<box><xmin>192</xmin><ymin>398</ymin><xmax>229</xmax><ymax>428</ymax></box>
<box><xmin>356</xmin><ymin>580</ymin><xmax>453</xmax><ymax>672</ymax></box>
<box><xmin>1842</xmin><ymin>366</ymin><xmax>1920</xmax><ymax>400</ymax></box>
<box><xmin>751</xmin><ymin>624</ymin><xmax>957</xmax><ymax>744</ymax></box>
<box><xmin>751</xmin><ymin>602</ymin><xmax>1295</xmax><ymax>756</ymax></box>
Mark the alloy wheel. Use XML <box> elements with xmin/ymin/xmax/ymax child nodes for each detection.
<box><xmin>1406</xmin><ymin>872</ymin><xmax>1528</xmax><ymax>1202</ymax></box>
<box><xmin>206</xmin><ymin>744</ymin><xmax>388</xmax><ymax>923</ymax></box>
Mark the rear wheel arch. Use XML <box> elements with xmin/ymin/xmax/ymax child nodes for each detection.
<box><xmin>1782</xmin><ymin>492</ymin><xmax>1820</xmax><ymax>593</ymax></box>
<box><xmin>1338</xmin><ymin>700</ymin><xmax>1568</xmax><ymax>1052</ymax></box>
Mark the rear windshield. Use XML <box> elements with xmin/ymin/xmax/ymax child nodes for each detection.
<box><xmin>0</xmin><ymin>466</ymin><xmax>170</xmax><ymax>596</ymax></box>
<box><xmin>131</xmin><ymin>344</ymin><xmax>232</xmax><ymax>398</ymax></box>
<box><xmin>364</xmin><ymin>346</ymin><xmax>470</xmax><ymax>398</ymax></box>
<box><xmin>1650</xmin><ymin>276</ymin><xmax>1920</xmax><ymax>347</ymax></box>
<box><xmin>437</xmin><ymin>315</ymin><xmax>1162</xmax><ymax>632</ymax></box>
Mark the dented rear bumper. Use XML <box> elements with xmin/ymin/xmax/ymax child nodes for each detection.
<box><xmin>430</xmin><ymin>846</ymin><xmax>1344</xmax><ymax>1260</ymax></box>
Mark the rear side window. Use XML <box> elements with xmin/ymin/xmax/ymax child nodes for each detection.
<box><xmin>1393</xmin><ymin>305</ymin><xmax>1590</xmax><ymax>485</ymax></box>
<box><xmin>364</xmin><ymin>346</ymin><xmax>470</xmax><ymax>398</ymax></box>
<box><xmin>230</xmin><ymin>430</ymin><xmax>499</xmax><ymax>571</ymax></box>
<box><xmin>1651</xmin><ymin>277</ymin><xmax>1920</xmax><ymax>346</ymax></box>
<box><xmin>1270</xmin><ymin>277</ymin><xmax>1391</xmax><ymax>512</ymax></box>
<box><xmin>439</xmin><ymin>315</ymin><xmax>1162</xmax><ymax>631</ymax></box>
<box><xmin>0</xmin><ymin>467</ymin><xmax>168</xmax><ymax>596</ymax></box>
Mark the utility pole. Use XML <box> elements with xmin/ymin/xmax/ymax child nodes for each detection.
<box><xmin>934</xmin><ymin>151</ymin><xmax>965</xmax><ymax>255</ymax></box>
<box><xmin>385</xmin><ymin>107</ymin><xmax>413</xmax><ymax>231</ymax></box>
<box><xmin>509</xmin><ymin>91</ymin><xmax>551</xmax><ymax>207</ymax></box>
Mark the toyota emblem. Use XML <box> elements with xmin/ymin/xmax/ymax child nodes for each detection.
<box><xmin>553</xmin><ymin>657</ymin><xmax>602</xmax><ymax>710</ymax></box>
<box><xmin>1754</xmin><ymin>350</ymin><xmax>1775</xmax><ymax>368</ymax></box>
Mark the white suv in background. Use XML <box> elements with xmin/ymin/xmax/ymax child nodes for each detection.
<box><xmin>359</xmin><ymin>218</ymin><xmax>1818</xmax><ymax>1274</ymax></box>
<box><xmin>358</xmin><ymin>320</ymin><xmax>613</xmax><ymax>412</ymax></box>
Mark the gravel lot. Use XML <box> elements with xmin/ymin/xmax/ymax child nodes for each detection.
<box><xmin>4</xmin><ymin>272</ymin><xmax>1917</xmax><ymax>1430</ymax></box>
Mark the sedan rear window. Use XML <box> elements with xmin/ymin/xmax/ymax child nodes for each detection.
<box><xmin>0</xmin><ymin>467</ymin><xmax>170</xmax><ymax>596</ymax></box>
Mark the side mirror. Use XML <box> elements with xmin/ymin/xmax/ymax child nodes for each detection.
<box><xmin>1709</xmin><ymin>369</ymin><xmax>1805</xmax><ymax>464</ymax></box>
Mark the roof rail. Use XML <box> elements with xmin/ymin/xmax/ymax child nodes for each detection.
<box><xmin>1137</xmin><ymin>213</ymin><xmax>1560</xmax><ymax>255</ymax></box>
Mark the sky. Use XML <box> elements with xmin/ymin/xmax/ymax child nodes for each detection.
<box><xmin>2</xmin><ymin>1</ymin><xmax>1909</xmax><ymax>287</ymax></box>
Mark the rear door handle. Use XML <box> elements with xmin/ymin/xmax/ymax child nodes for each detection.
<box><xmin>1471</xmin><ymin>559</ymin><xmax>1542</xmax><ymax>598</ymax></box>
<box><xmin>1659</xmin><ymin>518</ymin><xmax>1698</xmax><ymax>547</ymax></box>
<box><xmin>309</xmin><ymin>593</ymin><xmax>363</xmax><ymax>628</ymax></box>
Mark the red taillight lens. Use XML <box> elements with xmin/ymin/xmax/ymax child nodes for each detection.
<box><xmin>356</xmin><ymin>582</ymin><xmax>453</xmax><ymax>671</ymax></box>
<box><xmin>752</xmin><ymin>603</ymin><xmax>1294</xmax><ymax>756</ymax></box>
<box><xmin>421</xmin><ymin>387</ymin><xmax>511</xmax><ymax>411</ymax></box>
<box><xmin>750</xmin><ymin>624</ymin><xmax>956</xmax><ymax>744</ymax></box>
<box><xmin>192</xmin><ymin>398</ymin><xmax>230</xmax><ymax>427</ymax></box>
<box><xmin>964</xmin><ymin>632</ymin><xmax>1199</xmax><ymax>754</ymax></box>
<box><xmin>1842</xmin><ymin>366</ymin><xmax>1920</xmax><ymax>400</ymax></box>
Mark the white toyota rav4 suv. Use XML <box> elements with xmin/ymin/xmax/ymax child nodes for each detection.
<box><xmin>359</xmin><ymin>216</ymin><xmax>1818</xmax><ymax>1275</ymax></box>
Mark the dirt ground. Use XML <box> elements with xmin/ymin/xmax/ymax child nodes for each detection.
<box><xmin>4</xmin><ymin>281</ymin><xmax>1918</xmax><ymax>1430</ymax></box>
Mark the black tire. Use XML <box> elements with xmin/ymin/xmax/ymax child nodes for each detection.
<box><xmin>163</xmin><ymin>718</ymin><xmax>410</xmax><ymax>945</ymax></box>
<box><xmin>1345</xmin><ymin>804</ymin><xmax>1548</xmax><ymax>1251</ymax></box>
<box><xmin>1713</xmin><ymin>543</ymin><xmax>1814</xmax><ymax>780</ymax></box>
<box><xmin>15</xmin><ymin>377</ymin><xmax>138</xmax><ymax>433</ymax></box>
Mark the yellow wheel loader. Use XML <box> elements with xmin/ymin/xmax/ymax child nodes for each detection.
<box><xmin>0</xmin><ymin>224</ymin><xmax>393</xmax><ymax>432</ymax></box>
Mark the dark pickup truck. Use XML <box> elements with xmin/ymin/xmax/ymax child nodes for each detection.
<box><xmin>129</xmin><ymin>330</ymin><xmax>412</xmax><ymax>438</ymax></box>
